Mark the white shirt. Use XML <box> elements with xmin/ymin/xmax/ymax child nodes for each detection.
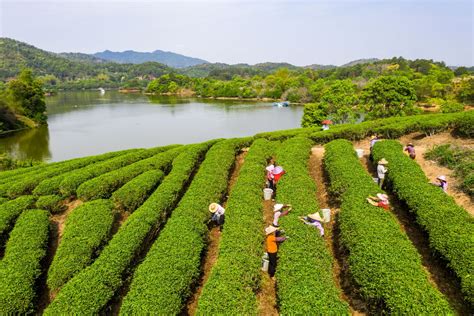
<box><xmin>377</xmin><ymin>164</ymin><xmax>387</xmax><ymax>179</ymax></box>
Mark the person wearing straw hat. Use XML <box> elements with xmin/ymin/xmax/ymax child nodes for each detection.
<box><xmin>367</xmin><ymin>193</ymin><xmax>390</xmax><ymax>210</ymax></box>
<box><xmin>272</xmin><ymin>203</ymin><xmax>292</xmax><ymax>227</ymax></box>
<box><xmin>377</xmin><ymin>158</ymin><xmax>388</xmax><ymax>189</ymax></box>
<box><xmin>209</xmin><ymin>203</ymin><xmax>225</xmax><ymax>226</ymax></box>
<box><xmin>404</xmin><ymin>142</ymin><xmax>416</xmax><ymax>159</ymax></box>
<box><xmin>432</xmin><ymin>175</ymin><xmax>448</xmax><ymax>193</ymax></box>
<box><xmin>265</xmin><ymin>225</ymin><xmax>287</xmax><ymax>278</ymax></box>
<box><xmin>298</xmin><ymin>212</ymin><xmax>325</xmax><ymax>237</ymax></box>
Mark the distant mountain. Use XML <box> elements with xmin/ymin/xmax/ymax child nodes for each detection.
<box><xmin>58</xmin><ymin>52</ymin><xmax>108</xmax><ymax>64</ymax></box>
<box><xmin>93</xmin><ymin>50</ymin><xmax>208</xmax><ymax>68</ymax></box>
<box><xmin>305</xmin><ymin>64</ymin><xmax>337</xmax><ymax>70</ymax></box>
<box><xmin>341</xmin><ymin>58</ymin><xmax>379</xmax><ymax>67</ymax></box>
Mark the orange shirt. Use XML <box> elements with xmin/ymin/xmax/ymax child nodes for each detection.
<box><xmin>266</xmin><ymin>235</ymin><xmax>278</xmax><ymax>253</ymax></box>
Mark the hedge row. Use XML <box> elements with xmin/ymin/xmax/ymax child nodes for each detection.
<box><xmin>0</xmin><ymin>195</ymin><xmax>36</xmax><ymax>246</ymax></box>
<box><xmin>76</xmin><ymin>146</ymin><xmax>182</xmax><ymax>201</ymax></box>
<box><xmin>255</xmin><ymin>111</ymin><xmax>472</xmax><ymax>142</ymax></box>
<box><xmin>120</xmin><ymin>138</ymin><xmax>251</xmax><ymax>314</ymax></box>
<box><xmin>196</xmin><ymin>139</ymin><xmax>274</xmax><ymax>315</ymax></box>
<box><xmin>0</xmin><ymin>197</ymin><xmax>7</xmax><ymax>205</ymax></box>
<box><xmin>45</xmin><ymin>141</ymin><xmax>214</xmax><ymax>314</ymax></box>
<box><xmin>324</xmin><ymin>139</ymin><xmax>452</xmax><ymax>314</ymax></box>
<box><xmin>58</xmin><ymin>146</ymin><xmax>170</xmax><ymax>197</ymax></box>
<box><xmin>1</xmin><ymin>149</ymin><xmax>137</xmax><ymax>198</ymax></box>
<box><xmin>372</xmin><ymin>140</ymin><xmax>474</xmax><ymax>304</ymax></box>
<box><xmin>274</xmin><ymin>137</ymin><xmax>349</xmax><ymax>314</ymax></box>
<box><xmin>111</xmin><ymin>169</ymin><xmax>165</xmax><ymax>212</ymax></box>
<box><xmin>0</xmin><ymin>209</ymin><xmax>49</xmax><ymax>314</ymax></box>
<box><xmin>47</xmin><ymin>199</ymin><xmax>115</xmax><ymax>292</ymax></box>
<box><xmin>35</xmin><ymin>194</ymin><xmax>65</xmax><ymax>213</ymax></box>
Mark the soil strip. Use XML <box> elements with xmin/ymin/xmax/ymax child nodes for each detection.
<box><xmin>36</xmin><ymin>198</ymin><xmax>83</xmax><ymax>313</ymax></box>
<box><xmin>185</xmin><ymin>150</ymin><xmax>247</xmax><ymax>315</ymax></box>
<box><xmin>310</xmin><ymin>147</ymin><xmax>367</xmax><ymax>315</ymax></box>
<box><xmin>358</xmin><ymin>146</ymin><xmax>471</xmax><ymax>314</ymax></box>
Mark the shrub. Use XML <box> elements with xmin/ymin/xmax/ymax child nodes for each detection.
<box><xmin>35</xmin><ymin>195</ymin><xmax>65</xmax><ymax>213</ymax></box>
<box><xmin>0</xmin><ymin>195</ymin><xmax>36</xmax><ymax>245</ymax></box>
<box><xmin>47</xmin><ymin>199</ymin><xmax>115</xmax><ymax>292</ymax></box>
<box><xmin>45</xmin><ymin>141</ymin><xmax>214</xmax><ymax>314</ymax></box>
<box><xmin>197</xmin><ymin>139</ymin><xmax>274</xmax><ymax>315</ymax></box>
<box><xmin>111</xmin><ymin>169</ymin><xmax>165</xmax><ymax>212</ymax></box>
<box><xmin>76</xmin><ymin>146</ymin><xmax>182</xmax><ymax>201</ymax></box>
<box><xmin>58</xmin><ymin>146</ymin><xmax>170</xmax><ymax>196</ymax></box>
<box><xmin>0</xmin><ymin>197</ymin><xmax>7</xmax><ymax>205</ymax></box>
<box><xmin>274</xmin><ymin>137</ymin><xmax>349</xmax><ymax>314</ymax></box>
<box><xmin>324</xmin><ymin>139</ymin><xmax>451</xmax><ymax>313</ymax></box>
<box><xmin>120</xmin><ymin>138</ymin><xmax>251</xmax><ymax>314</ymax></box>
<box><xmin>0</xmin><ymin>209</ymin><xmax>49</xmax><ymax>314</ymax></box>
<box><xmin>32</xmin><ymin>149</ymin><xmax>136</xmax><ymax>196</ymax></box>
<box><xmin>373</xmin><ymin>140</ymin><xmax>474</xmax><ymax>304</ymax></box>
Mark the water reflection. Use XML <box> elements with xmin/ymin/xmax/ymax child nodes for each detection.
<box><xmin>0</xmin><ymin>126</ymin><xmax>51</xmax><ymax>161</ymax></box>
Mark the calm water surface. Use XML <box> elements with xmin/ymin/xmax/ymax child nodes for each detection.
<box><xmin>0</xmin><ymin>91</ymin><xmax>303</xmax><ymax>162</ymax></box>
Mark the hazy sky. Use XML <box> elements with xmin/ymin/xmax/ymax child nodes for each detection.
<box><xmin>1</xmin><ymin>0</ymin><xmax>473</xmax><ymax>66</ymax></box>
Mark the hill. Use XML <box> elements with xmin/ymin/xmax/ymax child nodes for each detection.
<box><xmin>58</xmin><ymin>52</ymin><xmax>108</xmax><ymax>64</ymax></box>
<box><xmin>341</xmin><ymin>58</ymin><xmax>379</xmax><ymax>67</ymax></box>
<box><xmin>93</xmin><ymin>49</ymin><xmax>208</xmax><ymax>68</ymax></box>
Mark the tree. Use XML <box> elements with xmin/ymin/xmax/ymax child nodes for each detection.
<box><xmin>301</xmin><ymin>103</ymin><xmax>328</xmax><ymax>128</ymax></box>
<box><xmin>319</xmin><ymin>80</ymin><xmax>359</xmax><ymax>123</ymax></box>
<box><xmin>361</xmin><ymin>75</ymin><xmax>418</xmax><ymax>119</ymax></box>
<box><xmin>7</xmin><ymin>68</ymin><xmax>47</xmax><ymax>123</ymax></box>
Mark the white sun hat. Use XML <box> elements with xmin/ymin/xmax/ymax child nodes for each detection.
<box><xmin>437</xmin><ymin>175</ymin><xmax>447</xmax><ymax>182</ymax></box>
<box><xmin>308</xmin><ymin>212</ymin><xmax>324</xmax><ymax>222</ymax></box>
<box><xmin>376</xmin><ymin>193</ymin><xmax>389</xmax><ymax>201</ymax></box>
<box><xmin>265</xmin><ymin>225</ymin><xmax>278</xmax><ymax>235</ymax></box>
<box><xmin>273</xmin><ymin>204</ymin><xmax>284</xmax><ymax>212</ymax></box>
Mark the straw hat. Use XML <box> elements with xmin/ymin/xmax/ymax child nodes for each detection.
<box><xmin>209</xmin><ymin>203</ymin><xmax>219</xmax><ymax>213</ymax></box>
<box><xmin>265</xmin><ymin>225</ymin><xmax>278</xmax><ymax>235</ymax></box>
<box><xmin>266</xmin><ymin>165</ymin><xmax>275</xmax><ymax>172</ymax></box>
<box><xmin>378</xmin><ymin>158</ymin><xmax>388</xmax><ymax>165</ymax></box>
<box><xmin>273</xmin><ymin>204</ymin><xmax>284</xmax><ymax>212</ymax></box>
<box><xmin>370</xmin><ymin>135</ymin><xmax>377</xmax><ymax>140</ymax></box>
<box><xmin>376</xmin><ymin>193</ymin><xmax>389</xmax><ymax>201</ymax></box>
<box><xmin>308</xmin><ymin>212</ymin><xmax>324</xmax><ymax>222</ymax></box>
<box><xmin>407</xmin><ymin>142</ymin><xmax>414</xmax><ymax>147</ymax></box>
<box><xmin>437</xmin><ymin>175</ymin><xmax>447</xmax><ymax>182</ymax></box>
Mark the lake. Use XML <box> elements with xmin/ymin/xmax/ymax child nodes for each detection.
<box><xmin>0</xmin><ymin>91</ymin><xmax>303</xmax><ymax>162</ymax></box>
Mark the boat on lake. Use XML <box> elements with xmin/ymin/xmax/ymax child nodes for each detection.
<box><xmin>273</xmin><ymin>101</ymin><xmax>290</xmax><ymax>107</ymax></box>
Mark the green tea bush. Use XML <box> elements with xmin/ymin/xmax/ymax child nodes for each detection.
<box><xmin>373</xmin><ymin>140</ymin><xmax>474</xmax><ymax>304</ymax></box>
<box><xmin>197</xmin><ymin>139</ymin><xmax>274</xmax><ymax>315</ymax></box>
<box><xmin>0</xmin><ymin>195</ymin><xmax>36</xmax><ymax>244</ymax></box>
<box><xmin>324</xmin><ymin>139</ymin><xmax>452</xmax><ymax>314</ymax></box>
<box><xmin>45</xmin><ymin>142</ymin><xmax>214</xmax><ymax>314</ymax></box>
<box><xmin>274</xmin><ymin>137</ymin><xmax>349</xmax><ymax>314</ymax></box>
<box><xmin>47</xmin><ymin>199</ymin><xmax>115</xmax><ymax>292</ymax></box>
<box><xmin>35</xmin><ymin>194</ymin><xmax>65</xmax><ymax>213</ymax></box>
<box><xmin>76</xmin><ymin>146</ymin><xmax>182</xmax><ymax>201</ymax></box>
<box><xmin>120</xmin><ymin>138</ymin><xmax>251</xmax><ymax>314</ymax></box>
<box><xmin>58</xmin><ymin>147</ymin><xmax>166</xmax><ymax>196</ymax></box>
<box><xmin>0</xmin><ymin>197</ymin><xmax>7</xmax><ymax>205</ymax></box>
<box><xmin>111</xmin><ymin>169</ymin><xmax>165</xmax><ymax>212</ymax></box>
<box><xmin>32</xmin><ymin>149</ymin><xmax>136</xmax><ymax>196</ymax></box>
<box><xmin>0</xmin><ymin>149</ymin><xmax>137</xmax><ymax>198</ymax></box>
<box><xmin>0</xmin><ymin>209</ymin><xmax>49</xmax><ymax>314</ymax></box>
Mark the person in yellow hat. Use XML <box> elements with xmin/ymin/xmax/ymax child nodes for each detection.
<box><xmin>298</xmin><ymin>212</ymin><xmax>324</xmax><ymax>237</ymax></box>
<box><xmin>265</xmin><ymin>225</ymin><xmax>287</xmax><ymax>278</ymax></box>
<box><xmin>209</xmin><ymin>203</ymin><xmax>225</xmax><ymax>226</ymax></box>
<box><xmin>377</xmin><ymin>158</ymin><xmax>388</xmax><ymax>189</ymax></box>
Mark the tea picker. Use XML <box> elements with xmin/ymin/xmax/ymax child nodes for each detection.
<box><xmin>298</xmin><ymin>211</ymin><xmax>328</xmax><ymax>237</ymax></box>
<box><xmin>367</xmin><ymin>193</ymin><xmax>390</xmax><ymax>210</ymax></box>
<box><xmin>209</xmin><ymin>203</ymin><xmax>225</xmax><ymax>226</ymax></box>
<box><xmin>404</xmin><ymin>142</ymin><xmax>416</xmax><ymax>159</ymax></box>
<box><xmin>432</xmin><ymin>175</ymin><xmax>448</xmax><ymax>193</ymax></box>
<box><xmin>265</xmin><ymin>225</ymin><xmax>288</xmax><ymax>278</ymax></box>
<box><xmin>377</xmin><ymin>158</ymin><xmax>388</xmax><ymax>189</ymax></box>
<box><xmin>272</xmin><ymin>203</ymin><xmax>292</xmax><ymax>227</ymax></box>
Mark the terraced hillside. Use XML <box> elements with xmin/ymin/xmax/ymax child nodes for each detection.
<box><xmin>0</xmin><ymin>111</ymin><xmax>472</xmax><ymax>314</ymax></box>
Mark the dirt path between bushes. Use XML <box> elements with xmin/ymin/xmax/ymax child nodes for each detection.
<box><xmin>358</xmin><ymin>147</ymin><xmax>470</xmax><ymax>314</ymax></box>
<box><xmin>186</xmin><ymin>150</ymin><xmax>247</xmax><ymax>315</ymax></box>
<box><xmin>310</xmin><ymin>146</ymin><xmax>367</xmax><ymax>315</ymax></box>
<box><xmin>36</xmin><ymin>198</ymin><xmax>83</xmax><ymax>313</ymax></box>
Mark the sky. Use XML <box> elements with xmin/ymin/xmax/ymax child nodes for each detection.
<box><xmin>0</xmin><ymin>0</ymin><xmax>473</xmax><ymax>66</ymax></box>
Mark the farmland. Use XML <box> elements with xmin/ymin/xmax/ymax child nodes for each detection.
<box><xmin>0</xmin><ymin>111</ymin><xmax>472</xmax><ymax>314</ymax></box>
